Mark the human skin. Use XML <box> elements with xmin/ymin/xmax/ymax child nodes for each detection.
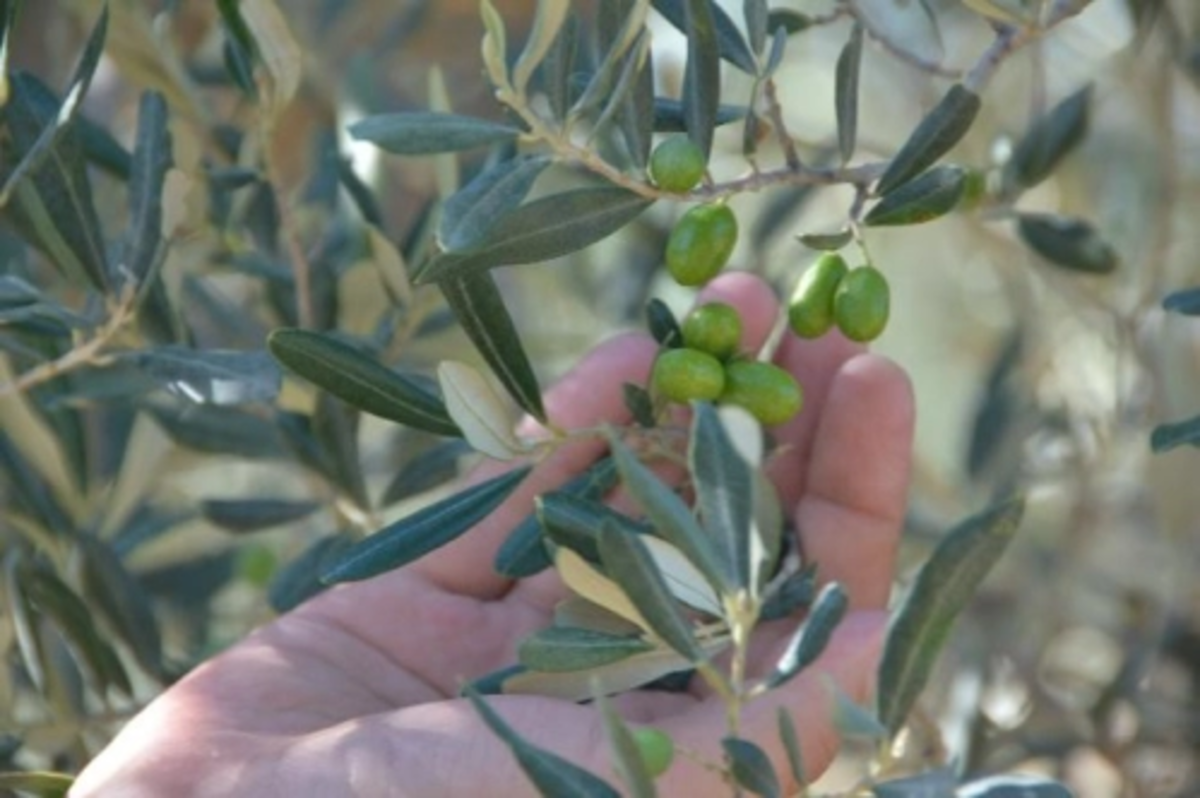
<box><xmin>70</xmin><ymin>272</ymin><xmax>915</xmax><ymax>797</ymax></box>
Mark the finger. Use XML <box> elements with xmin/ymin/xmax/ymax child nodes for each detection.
<box><xmin>765</xmin><ymin>331</ymin><xmax>865</xmax><ymax>510</ymax></box>
<box><xmin>795</xmin><ymin>354</ymin><xmax>915</xmax><ymax>609</ymax></box>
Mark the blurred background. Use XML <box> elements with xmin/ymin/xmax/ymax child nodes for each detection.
<box><xmin>2</xmin><ymin>0</ymin><xmax>1199</xmax><ymax>795</ymax></box>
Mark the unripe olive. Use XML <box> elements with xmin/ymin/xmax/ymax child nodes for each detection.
<box><xmin>631</xmin><ymin>727</ymin><xmax>675</xmax><ymax>778</ymax></box>
<box><xmin>719</xmin><ymin>360</ymin><xmax>803</xmax><ymax>426</ymax></box>
<box><xmin>652</xmin><ymin>348</ymin><xmax>726</xmax><ymax>404</ymax></box>
<box><xmin>682</xmin><ymin>301</ymin><xmax>743</xmax><ymax>361</ymax></box>
<box><xmin>788</xmin><ymin>253</ymin><xmax>849</xmax><ymax>339</ymax></box>
<box><xmin>833</xmin><ymin>265</ymin><xmax>890</xmax><ymax>342</ymax></box>
<box><xmin>665</xmin><ymin>204</ymin><xmax>739</xmax><ymax>287</ymax></box>
<box><xmin>649</xmin><ymin>135</ymin><xmax>706</xmax><ymax>193</ymax></box>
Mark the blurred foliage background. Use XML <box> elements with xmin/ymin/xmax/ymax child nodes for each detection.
<box><xmin>2</xmin><ymin>0</ymin><xmax>1199</xmax><ymax>795</ymax></box>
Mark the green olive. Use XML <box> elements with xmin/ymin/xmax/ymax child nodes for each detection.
<box><xmin>652</xmin><ymin>348</ymin><xmax>726</xmax><ymax>405</ymax></box>
<box><xmin>631</xmin><ymin>727</ymin><xmax>675</xmax><ymax>778</ymax></box>
<box><xmin>833</xmin><ymin>265</ymin><xmax>890</xmax><ymax>342</ymax></box>
<box><xmin>665</xmin><ymin>204</ymin><xmax>739</xmax><ymax>287</ymax></box>
<box><xmin>649</xmin><ymin>135</ymin><xmax>706</xmax><ymax>193</ymax></box>
<box><xmin>719</xmin><ymin>360</ymin><xmax>803</xmax><ymax>426</ymax></box>
<box><xmin>788</xmin><ymin>253</ymin><xmax>849</xmax><ymax>339</ymax></box>
<box><xmin>682</xmin><ymin>301</ymin><xmax>743</xmax><ymax>361</ymax></box>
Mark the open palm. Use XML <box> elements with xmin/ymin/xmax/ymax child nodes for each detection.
<box><xmin>72</xmin><ymin>273</ymin><xmax>914</xmax><ymax>798</ymax></box>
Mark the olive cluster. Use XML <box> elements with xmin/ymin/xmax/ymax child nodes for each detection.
<box><xmin>787</xmin><ymin>253</ymin><xmax>890</xmax><ymax>343</ymax></box>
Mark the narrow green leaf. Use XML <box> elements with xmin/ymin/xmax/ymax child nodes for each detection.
<box><xmin>767</xmin><ymin>9</ymin><xmax>814</xmax><ymax>35</ymax></box>
<box><xmin>597</xmin><ymin>523</ymin><xmax>706</xmax><ymax>663</ymax></box>
<box><xmin>267</xmin><ymin>533</ymin><xmax>355</xmax><ymax>612</ymax></box>
<box><xmin>122</xmin><ymin>346</ymin><xmax>282</xmax><ymax>406</ymax></box>
<box><xmin>651</xmin><ymin>0</ymin><xmax>757</xmax><ymax>74</ymax></box>
<box><xmin>651</xmin><ymin>97</ymin><xmax>745</xmax><ymax>132</ymax></box>
<box><xmin>835</xmin><ymin>24</ymin><xmax>863</xmax><ymax>164</ymax></box>
<box><xmin>871</xmin><ymin>768</ymin><xmax>957</xmax><ymax>798</ymax></box>
<box><xmin>416</xmin><ymin>186</ymin><xmax>653</xmax><ymax>283</ymax></box>
<box><xmin>518</xmin><ymin>626</ymin><xmax>655</xmax><ymax>672</ymax></box>
<box><xmin>76</xmin><ymin>534</ymin><xmax>167</xmax><ymax>681</ymax></box>
<box><xmin>268</xmin><ymin>328</ymin><xmax>460</xmax><ymax>436</ymax></box>
<box><xmin>382</xmin><ymin>439</ymin><xmax>472</xmax><ymax>506</ymax></box>
<box><xmin>1162</xmin><ymin>286</ymin><xmax>1200</xmax><ymax>316</ymax></box>
<box><xmin>569</xmin><ymin>1</ymin><xmax>647</xmax><ymax>123</ymax></box>
<box><xmin>1006</xmin><ymin>83</ymin><xmax>1092</xmax><ymax>190</ymax></box>
<box><xmin>776</xmin><ymin>708</ymin><xmax>806</xmax><ymax>787</ymax></box>
<box><xmin>123</xmin><ymin>92</ymin><xmax>172</xmax><ymax>286</ymax></box>
<box><xmin>1150</xmin><ymin>415</ymin><xmax>1200</xmax><ymax>453</ymax></box>
<box><xmin>759</xmin><ymin>565</ymin><xmax>817</xmax><ymax>620</ymax></box>
<box><xmin>876</xmin><ymin>83</ymin><xmax>981</xmax><ymax>195</ymax></box>
<box><xmin>337</xmin><ymin>158</ymin><xmax>383</xmax><ymax>226</ymax></box>
<box><xmin>540</xmin><ymin>14</ymin><xmax>579</xmax><ymax>121</ymax></box>
<box><xmin>689</xmin><ymin>402</ymin><xmax>755</xmax><ymax>592</ymax></box>
<box><xmin>591</xmin><ymin>33</ymin><xmax>652</xmax><ymax>156</ymax></box>
<box><xmin>1017</xmin><ymin>213</ymin><xmax>1118</xmax><ymax>274</ymax></box>
<box><xmin>439</xmin><ymin>155</ymin><xmax>551</xmax><ymax>251</ymax></box>
<box><xmin>765</xmin><ymin>582</ymin><xmax>848</xmax><ymax>689</ymax></box>
<box><xmin>513</xmin><ymin>0</ymin><xmax>572</xmax><ymax>95</ymax></box>
<box><xmin>539</xmin><ymin>491</ymin><xmax>653</xmax><ymax>565</ymax></box>
<box><xmin>321</xmin><ymin>467</ymin><xmax>530</xmax><ymax>584</ymax></box>
<box><xmin>0</xmin><ymin>770</ymin><xmax>74</xmax><ymax>798</ymax></box>
<box><xmin>617</xmin><ymin>29</ymin><xmax>656</xmax><ymax>169</ymax></box>
<box><xmin>797</xmin><ymin>229</ymin><xmax>853</xmax><ymax>251</ymax></box>
<box><xmin>878</xmin><ymin>496</ymin><xmax>1025</xmax><ymax>735</ymax></box>
<box><xmin>201</xmin><ymin>498</ymin><xmax>321</xmax><ymax>534</ymax></box>
<box><xmin>5</xmin><ymin>552</ymin><xmax>46</xmax><ymax>693</ymax></box>
<box><xmin>349</xmin><ymin>112</ymin><xmax>521</xmax><ymax>155</ymax></box>
<box><xmin>0</xmin><ymin>431</ymin><xmax>73</xmax><ymax>536</ymax></box>
<box><xmin>438</xmin><ymin>272</ymin><xmax>546</xmax><ymax>421</ymax></box>
<box><xmin>598</xmin><ymin>694</ymin><xmax>658</xmax><ymax>798</ymax></box>
<box><xmin>958</xmin><ymin>774</ymin><xmax>1074</xmax><ymax>798</ymax></box>
<box><xmin>722</xmin><ymin>737</ymin><xmax>781</xmax><ymax>798</ymax></box>
<box><xmin>865</xmin><ymin>165</ymin><xmax>965</xmax><ymax>227</ymax></box>
<box><xmin>147</xmin><ymin>402</ymin><xmax>286</xmax><ymax>459</ymax></box>
<box><xmin>680</xmin><ymin>0</ymin><xmax>722</xmax><ymax>160</ymax></box>
<box><xmin>466</xmin><ymin>688</ymin><xmax>623</xmax><ymax>798</ymax></box>
<box><xmin>608</xmin><ymin>435</ymin><xmax>726</xmax><ymax>595</ymax></box>
<box><xmin>645</xmin><ymin>298</ymin><xmax>683</xmax><ymax>349</ymax></box>
<box><xmin>744</xmin><ymin>0</ymin><xmax>770</xmax><ymax>55</ymax></box>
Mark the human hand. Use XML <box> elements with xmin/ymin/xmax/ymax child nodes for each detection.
<box><xmin>71</xmin><ymin>272</ymin><xmax>914</xmax><ymax>797</ymax></box>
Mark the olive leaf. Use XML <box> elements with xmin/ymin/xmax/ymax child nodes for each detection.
<box><xmin>744</xmin><ymin>0</ymin><xmax>770</xmax><ymax>56</ymax></box>
<box><xmin>864</xmin><ymin>165</ymin><xmax>966</xmax><ymax>226</ymax></box>
<box><xmin>689</xmin><ymin>402</ymin><xmax>758</xmax><ymax>594</ymax></box>
<box><xmin>438</xmin><ymin>155</ymin><xmax>551</xmax><ymax>251</ymax></box>
<box><xmin>651</xmin><ymin>97</ymin><xmax>745</xmax><ymax>132</ymax></box>
<box><xmin>722</xmin><ymin>737</ymin><xmax>781</xmax><ymax>798</ymax></box>
<box><xmin>764</xmin><ymin>582</ymin><xmax>848</xmax><ymax>689</ymax></box>
<box><xmin>1150</xmin><ymin>415</ymin><xmax>1200</xmax><ymax>453</ymax></box>
<box><xmin>438</xmin><ymin>360</ymin><xmax>526</xmax><ymax>460</ymax></box>
<box><xmin>479</xmin><ymin>646</ymin><xmax>700</xmax><ymax>701</ymax></box>
<box><xmin>797</xmin><ymin>229</ymin><xmax>853</xmax><ymax>251</ymax></box>
<box><xmin>268</xmin><ymin>328</ymin><xmax>460</xmax><ymax>436</ymax></box>
<box><xmin>349</xmin><ymin>112</ymin><xmax>522</xmax><ymax>156</ymax></box>
<box><xmin>121</xmin><ymin>347</ymin><xmax>282</xmax><ymax>406</ymax></box>
<box><xmin>1017</xmin><ymin>213</ymin><xmax>1118</xmax><ymax>274</ymax></box>
<box><xmin>200</xmin><ymin>498</ymin><xmax>321</xmax><ymax>534</ymax></box>
<box><xmin>651</xmin><ymin>0</ymin><xmax>757</xmax><ymax>74</ymax></box>
<box><xmin>597</xmin><ymin>693</ymin><xmax>657</xmax><ymax>798</ymax></box>
<box><xmin>1006</xmin><ymin>83</ymin><xmax>1092</xmax><ymax>191</ymax></box>
<box><xmin>513</xmin><ymin>0</ymin><xmax>572</xmax><ymax>96</ymax></box>
<box><xmin>267</xmin><ymin>533</ymin><xmax>355</xmax><ymax>612</ymax></box>
<box><xmin>877</xmin><ymin>496</ymin><xmax>1025</xmax><ymax>734</ymax></box>
<box><xmin>876</xmin><ymin>83</ymin><xmax>980</xmax><ymax>195</ymax></box>
<box><xmin>680</xmin><ymin>0</ymin><xmax>722</xmax><ymax>160</ymax></box>
<box><xmin>957</xmin><ymin>774</ymin><xmax>1074</xmax><ymax>798</ymax></box>
<box><xmin>122</xmin><ymin>91</ymin><xmax>172</xmax><ymax>287</ymax></box>
<box><xmin>1162</xmin><ymin>286</ymin><xmax>1200</xmax><ymax>316</ymax></box>
<box><xmin>645</xmin><ymin>298</ymin><xmax>683</xmax><ymax>349</ymax></box>
<box><xmin>777</xmin><ymin>709</ymin><xmax>806</xmax><ymax>786</ymax></box>
<box><xmin>835</xmin><ymin>24</ymin><xmax>863</xmax><ymax>164</ymax></box>
<box><xmin>517</xmin><ymin>626</ymin><xmax>655</xmax><ymax>672</ymax></box>
<box><xmin>320</xmin><ymin>466</ymin><xmax>531</xmax><ymax>584</ymax></box>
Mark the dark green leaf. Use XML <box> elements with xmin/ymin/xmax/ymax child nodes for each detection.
<box><xmin>269</xmin><ymin>328</ymin><xmax>460</xmax><ymax>436</ymax></box>
<box><xmin>766</xmin><ymin>9</ymin><xmax>814</xmax><ymax>35</ymax></box>
<box><xmin>540</xmin><ymin>14</ymin><xmax>579</xmax><ymax>121</ymax></box>
<box><xmin>439</xmin><ymin>156</ymin><xmax>551</xmax><ymax>251</ymax></box>
<box><xmin>216</xmin><ymin>0</ymin><xmax>259</xmax><ymax>96</ymax></box>
<box><xmin>349</xmin><ymin>112</ymin><xmax>521</xmax><ymax>156</ymax></box>
<box><xmin>1017</xmin><ymin>213</ymin><xmax>1118</xmax><ymax>274</ymax></box>
<box><xmin>797</xmin><ymin>229</ymin><xmax>853</xmax><ymax>251</ymax></box>
<box><xmin>0</xmin><ymin>770</ymin><xmax>74</xmax><ymax>798</ymax></box>
<box><xmin>78</xmin><ymin>113</ymin><xmax>133</xmax><ymax>179</ymax></box>
<box><xmin>336</xmin><ymin>158</ymin><xmax>383</xmax><ymax>226</ymax></box>
<box><xmin>759</xmin><ymin>565</ymin><xmax>817</xmax><ymax>620</ymax></box>
<box><xmin>651</xmin><ymin>97</ymin><xmax>745</xmax><ymax>132</ymax></box>
<box><xmin>1007</xmin><ymin>84</ymin><xmax>1092</xmax><ymax>190</ymax></box>
<box><xmin>608</xmin><ymin>436</ymin><xmax>725</xmax><ymax>595</ymax></box>
<box><xmin>201</xmin><ymin>498</ymin><xmax>321</xmax><ymax>534</ymax></box>
<box><xmin>646</xmin><ymin>298</ymin><xmax>683</xmax><ymax>349</ymax></box>
<box><xmin>321</xmin><ymin>467</ymin><xmax>530</xmax><ymax>584</ymax></box>
<box><xmin>878</xmin><ymin>496</ymin><xmax>1025</xmax><ymax>735</ymax></box>
<box><xmin>0</xmin><ymin>431</ymin><xmax>73</xmax><ymax>536</ymax></box>
<box><xmin>835</xmin><ymin>24</ymin><xmax>863</xmax><ymax>164</ymax></box>
<box><xmin>416</xmin><ymin>186</ymin><xmax>653</xmax><ymax>283</ymax></box>
<box><xmin>311</xmin><ymin>393</ymin><xmax>369</xmax><ymax>511</ymax></box>
<box><xmin>76</xmin><ymin>534</ymin><xmax>167</xmax><ymax>681</ymax></box>
<box><xmin>123</xmin><ymin>92</ymin><xmax>172</xmax><ymax>286</ymax></box>
<box><xmin>722</xmin><ymin>737</ymin><xmax>780</xmax><ymax>798</ymax></box>
<box><xmin>689</xmin><ymin>403</ymin><xmax>754</xmax><ymax>591</ymax></box>
<box><xmin>872</xmin><ymin>768</ymin><xmax>957</xmax><ymax>798</ymax></box>
<box><xmin>382</xmin><ymin>438</ymin><xmax>472</xmax><ymax>505</ymax></box>
<box><xmin>570</xmin><ymin>3</ymin><xmax>643</xmax><ymax>123</ymax></box>
<box><xmin>765</xmin><ymin>582</ymin><xmax>848</xmax><ymax>689</ymax></box>
<box><xmin>598</xmin><ymin>694</ymin><xmax>657</xmax><ymax>798</ymax></box>
<box><xmin>466</xmin><ymin>688</ymin><xmax>622</xmax><ymax>798</ymax></box>
<box><xmin>146</xmin><ymin>402</ymin><xmax>286</xmax><ymax>459</ymax></box>
<box><xmin>776</xmin><ymin>708</ymin><xmax>805</xmax><ymax>786</ymax></box>
<box><xmin>597</xmin><ymin>523</ymin><xmax>705</xmax><ymax>663</ymax></box>
<box><xmin>591</xmin><ymin>32</ymin><xmax>652</xmax><ymax>158</ymax></box>
<box><xmin>680</xmin><ymin>0</ymin><xmax>722</xmax><ymax>160</ymax></box>
<box><xmin>438</xmin><ymin>272</ymin><xmax>546</xmax><ymax>421</ymax></box>
<box><xmin>539</xmin><ymin>492</ymin><xmax>652</xmax><ymax>566</ymax></box>
<box><xmin>122</xmin><ymin>346</ymin><xmax>282</xmax><ymax>406</ymax></box>
<box><xmin>651</xmin><ymin>0</ymin><xmax>756</xmax><ymax>74</ymax></box>
<box><xmin>865</xmin><ymin>165</ymin><xmax>966</xmax><ymax>226</ymax></box>
<box><xmin>876</xmin><ymin>84</ymin><xmax>980</xmax><ymax>195</ymax></box>
<box><xmin>623</xmin><ymin>383</ymin><xmax>657</xmax><ymax>428</ymax></box>
<box><xmin>616</xmin><ymin>32</ymin><xmax>655</xmax><ymax>169</ymax></box>
<box><xmin>2</xmin><ymin>72</ymin><xmax>110</xmax><ymax>292</ymax></box>
<box><xmin>958</xmin><ymin>774</ymin><xmax>1074</xmax><ymax>798</ymax></box>
<box><xmin>267</xmin><ymin>533</ymin><xmax>356</xmax><ymax>613</ymax></box>
<box><xmin>518</xmin><ymin>626</ymin><xmax>654</xmax><ymax>672</ymax></box>
<box><xmin>1162</xmin><ymin>286</ymin><xmax>1200</xmax><ymax>315</ymax></box>
<box><xmin>1150</xmin><ymin>415</ymin><xmax>1200</xmax><ymax>453</ymax></box>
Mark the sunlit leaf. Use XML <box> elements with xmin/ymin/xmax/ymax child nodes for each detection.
<box><xmin>350</xmin><ymin>112</ymin><xmax>521</xmax><ymax>156</ymax></box>
<box><xmin>466</xmin><ymin>688</ymin><xmax>622</xmax><ymax>797</ymax></box>
<box><xmin>835</xmin><ymin>24</ymin><xmax>863</xmax><ymax>164</ymax></box>
<box><xmin>1017</xmin><ymin>213</ymin><xmax>1118</xmax><ymax>274</ymax></box>
<box><xmin>765</xmin><ymin>582</ymin><xmax>848</xmax><ymax>689</ymax></box>
<box><xmin>876</xmin><ymin>84</ymin><xmax>980</xmax><ymax>195</ymax></box>
<box><xmin>321</xmin><ymin>467</ymin><xmax>530</xmax><ymax>584</ymax></box>
<box><xmin>518</xmin><ymin>626</ymin><xmax>654</xmax><ymax>672</ymax></box>
<box><xmin>878</xmin><ymin>496</ymin><xmax>1025</xmax><ymax>734</ymax></box>
<box><xmin>268</xmin><ymin>328</ymin><xmax>460</xmax><ymax>436</ymax></box>
<box><xmin>865</xmin><ymin>165</ymin><xmax>965</xmax><ymax>226</ymax></box>
<box><xmin>722</xmin><ymin>737</ymin><xmax>780</xmax><ymax>798</ymax></box>
<box><xmin>556</xmin><ymin>547</ymin><xmax>652</xmax><ymax>630</ymax></box>
<box><xmin>439</xmin><ymin>360</ymin><xmax>525</xmax><ymax>460</ymax></box>
<box><xmin>1006</xmin><ymin>83</ymin><xmax>1092</xmax><ymax>190</ymax></box>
